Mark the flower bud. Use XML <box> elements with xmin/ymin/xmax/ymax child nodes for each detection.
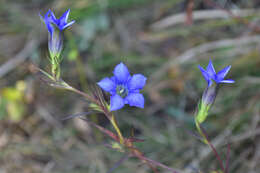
<box><xmin>202</xmin><ymin>83</ymin><xmax>219</xmax><ymax>107</ymax></box>
<box><xmin>48</xmin><ymin>27</ymin><xmax>63</xmax><ymax>60</ymax></box>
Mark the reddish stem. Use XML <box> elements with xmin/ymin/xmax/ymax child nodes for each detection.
<box><xmin>200</xmin><ymin>125</ymin><xmax>225</xmax><ymax>172</ymax></box>
<box><xmin>225</xmin><ymin>143</ymin><xmax>231</xmax><ymax>173</ymax></box>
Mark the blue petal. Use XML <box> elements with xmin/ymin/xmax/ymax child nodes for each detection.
<box><xmin>62</xmin><ymin>20</ymin><xmax>75</xmax><ymax>29</ymax></box>
<box><xmin>216</xmin><ymin>65</ymin><xmax>231</xmax><ymax>80</ymax></box>
<box><xmin>59</xmin><ymin>9</ymin><xmax>70</xmax><ymax>29</ymax></box>
<box><xmin>41</xmin><ymin>10</ymin><xmax>54</xmax><ymax>35</ymax></box>
<box><xmin>220</xmin><ymin>79</ymin><xmax>235</xmax><ymax>84</ymax></box>
<box><xmin>113</xmin><ymin>62</ymin><xmax>130</xmax><ymax>83</ymax></box>
<box><xmin>61</xmin><ymin>9</ymin><xmax>70</xmax><ymax>22</ymax></box>
<box><xmin>128</xmin><ymin>74</ymin><xmax>147</xmax><ymax>91</ymax></box>
<box><xmin>125</xmin><ymin>93</ymin><xmax>144</xmax><ymax>108</ymax></box>
<box><xmin>206</xmin><ymin>60</ymin><xmax>216</xmax><ymax>77</ymax></box>
<box><xmin>50</xmin><ymin>11</ymin><xmax>58</xmax><ymax>25</ymax></box>
<box><xmin>198</xmin><ymin>65</ymin><xmax>212</xmax><ymax>86</ymax></box>
<box><xmin>110</xmin><ymin>94</ymin><xmax>125</xmax><ymax>111</ymax></box>
<box><xmin>49</xmin><ymin>10</ymin><xmax>56</xmax><ymax>20</ymax></box>
<box><xmin>97</xmin><ymin>77</ymin><xmax>116</xmax><ymax>93</ymax></box>
<box><xmin>110</xmin><ymin>76</ymin><xmax>117</xmax><ymax>83</ymax></box>
<box><xmin>50</xmin><ymin>9</ymin><xmax>74</xmax><ymax>31</ymax></box>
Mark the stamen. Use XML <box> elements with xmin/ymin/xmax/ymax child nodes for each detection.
<box><xmin>116</xmin><ymin>85</ymin><xmax>128</xmax><ymax>98</ymax></box>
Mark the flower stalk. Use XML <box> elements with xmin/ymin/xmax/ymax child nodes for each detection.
<box><xmin>195</xmin><ymin>60</ymin><xmax>235</xmax><ymax>172</ymax></box>
<box><xmin>40</xmin><ymin>9</ymin><xmax>75</xmax><ymax>80</ymax></box>
<box><xmin>110</xmin><ymin>114</ymin><xmax>124</xmax><ymax>144</ymax></box>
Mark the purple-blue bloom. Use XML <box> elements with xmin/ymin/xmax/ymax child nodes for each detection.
<box><xmin>40</xmin><ymin>9</ymin><xmax>75</xmax><ymax>35</ymax></box>
<box><xmin>40</xmin><ymin>9</ymin><xmax>75</xmax><ymax>58</ymax></box>
<box><xmin>198</xmin><ymin>60</ymin><xmax>234</xmax><ymax>87</ymax></box>
<box><xmin>49</xmin><ymin>9</ymin><xmax>75</xmax><ymax>31</ymax></box>
<box><xmin>98</xmin><ymin>62</ymin><xmax>147</xmax><ymax>111</ymax></box>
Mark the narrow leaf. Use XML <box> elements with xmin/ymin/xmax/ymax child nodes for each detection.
<box><xmin>61</xmin><ymin>111</ymin><xmax>93</xmax><ymax>121</ymax></box>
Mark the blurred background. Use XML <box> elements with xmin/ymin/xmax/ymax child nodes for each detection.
<box><xmin>0</xmin><ymin>0</ymin><xmax>260</xmax><ymax>173</ymax></box>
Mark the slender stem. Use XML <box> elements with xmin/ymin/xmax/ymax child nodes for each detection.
<box><xmin>64</xmin><ymin>81</ymin><xmax>125</xmax><ymax>144</ymax></box>
<box><xmin>56</xmin><ymin>65</ymin><xmax>61</xmax><ymax>80</ymax></box>
<box><xmin>200</xmin><ymin>125</ymin><xmax>225</xmax><ymax>172</ymax></box>
<box><xmin>224</xmin><ymin>143</ymin><xmax>231</xmax><ymax>173</ymax></box>
<box><xmin>139</xmin><ymin>155</ymin><xmax>181</xmax><ymax>173</ymax></box>
<box><xmin>195</xmin><ymin>119</ymin><xmax>208</xmax><ymax>144</ymax></box>
<box><xmin>195</xmin><ymin>100</ymin><xmax>225</xmax><ymax>172</ymax></box>
<box><xmin>68</xmin><ymin>86</ymin><xmax>100</xmax><ymax>105</ymax></box>
<box><xmin>106</xmin><ymin>155</ymin><xmax>129</xmax><ymax>173</ymax></box>
<box><xmin>110</xmin><ymin>114</ymin><xmax>124</xmax><ymax>144</ymax></box>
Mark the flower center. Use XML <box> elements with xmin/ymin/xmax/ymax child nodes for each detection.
<box><xmin>116</xmin><ymin>85</ymin><xmax>128</xmax><ymax>98</ymax></box>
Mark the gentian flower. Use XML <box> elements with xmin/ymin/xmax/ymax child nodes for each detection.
<box><xmin>198</xmin><ymin>60</ymin><xmax>234</xmax><ymax>87</ymax></box>
<box><xmin>198</xmin><ymin>60</ymin><xmax>234</xmax><ymax>106</ymax></box>
<box><xmin>98</xmin><ymin>62</ymin><xmax>147</xmax><ymax>111</ymax></box>
<box><xmin>40</xmin><ymin>9</ymin><xmax>75</xmax><ymax>79</ymax></box>
<box><xmin>40</xmin><ymin>9</ymin><xmax>75</xmax><ymax>59</ymax></box>
<box><xmin>196</xmin><ymin>60</ymin><xmax>235</xmax><ymax>124</ymax></box>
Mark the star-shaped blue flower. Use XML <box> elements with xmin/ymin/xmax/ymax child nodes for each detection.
<box><xmin>40</xmin><ymin>9</ymin><xmax>75</xmax><ymax>36</ymax></box>
<box><xmin>50</xmin><ymin>9</ymin><xmax>75</xmax><ymax>31</ymax></box>
<box><xmin>198</xmin><ymin>60</ymin><xmax>235</xmax><ymax>86</ymax></box>
<box><xmin>40</xmin><ymin>9</ymin><xmax>75</xmax><ymax>59</ymax></box>
<box><xmin>98</xmin><ymin>62</ymin><xmax>147</xmax><ymax>111</ymax></box>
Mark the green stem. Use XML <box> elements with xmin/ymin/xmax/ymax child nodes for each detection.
<box><xmin>110</xmin><ymin>114</ymin><xmax>124</xmax><ymax>144</ymax></box>
<box><xmin>60</xmin><ymin>81</ymin><xmax>124</xmax><ymax>144</ymax></box>
<box><xmin>195</xmin><ymin>119</ymin><xmax>208</xmax><ymax>144</ymax></box>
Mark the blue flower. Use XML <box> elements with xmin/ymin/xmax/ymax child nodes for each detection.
<box><xmin>50</xmin><ymin>9</ymin><xmax>75</xmax><ymax>31</ymax></box>
<box><xmin>198</xmin><ymin>60</ymin><xmax>234</xmax><ymax>86</ymax></box>
<box><xmin>98</xmin><ymin>62</ymin><xmax>147</xmax><ymax>111</ymax></box>
<box><xmin>40</xmin><ymin>9</ymin><xmax>75</xmax><ymax>58</ymax></box>
<box><xmin>40</xmin><ymin>9</ymin><xmax>75</xmax><ymax>35</ymax></box>
<box><xmin>40</xmin><ymin>9</ymin><xmax>54</xmax><ymax>36</ymax></box>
